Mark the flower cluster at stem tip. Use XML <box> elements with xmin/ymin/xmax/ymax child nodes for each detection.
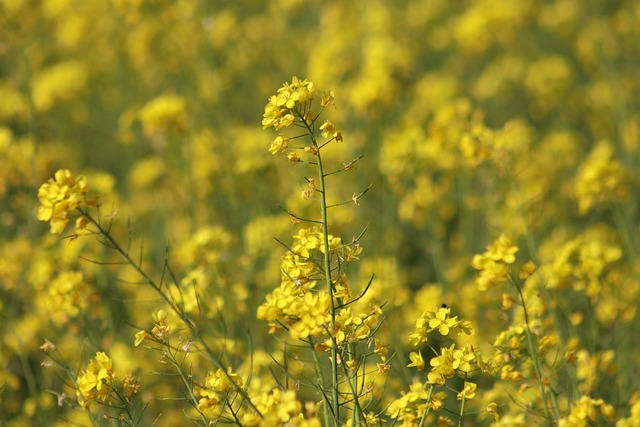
<box><xmin>471</xmin><ymin>234</ymin><xmax>520</xmax><ymax>291</ymax></box>
<box><xmin>73</xmin><ymin>351</ymin><xmax>139</xmax><ymax>410</ymax></box>
<box><xmin>262</xmin><ymin>76</ymin><xmax>341</xmax><ymax>158</ymax></box>
<box><xmin>75</xmin><ymin>352</ymin><xmax>115</xmax><ymax>408</ymax></box>
<box><xmin>36</xmin><ymin>168</ymin><xmax>95</xmax><ymax>234</ymax></box>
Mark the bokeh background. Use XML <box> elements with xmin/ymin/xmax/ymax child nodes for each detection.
<box><xmin>2</xmin><ymin>0</ymin><xmax>639</xmax><ymax>425</ymax></box>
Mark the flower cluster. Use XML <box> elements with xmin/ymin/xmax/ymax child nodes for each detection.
<box><xmin>257</xmin><ymin>226</ymin><xmax>355</xmax><ymax>341</ymax></box>
<box><xmin>408</xmin><ymin>306</ymin><xmax>474</xmax><ymax>347</ymax></box>
<box><xmin>196</xmin><ymin>368</ymin><xmax>244</xmax><ymax>418</ymax></box>
<box><xmin>471</xmin><ymin>234</ymin><xmax>519</xmax><ymax>291</ymax></box>
<box><xmin>47</xmin><ymin>270</ymin><xmax>90</xmax><ymax>324</ymax></box>
<box><xmin>396</xmin><ymin>306</ymin><xmax>498</xmax><ymax>424</ymax></box>
<box><xmin>138</xmin><ymin>94</ymin><xmax>187</xmax><ymax>137</ymax></box>
<box><xmin>558</xmin><ymin>395</ymin><xmax>615</xmax><ymax>427</ymax></box>
<box><xmin>242</xmin><ymin>388</ymin><xmax>321</xmax><ymax>427</ymax></box>
<box><xmin>385</xmin><ymin>382</ymin><xmax>431</xmax><ymax>424</ymax></box>
<box><xmin>36</xmin><ymin>169</ymin><xmax>91</xmax><ymax>234</ymax></box>
<box><xmin>262</xmin><ymin>77</ymin><xmax>341</xmax><ymax>160</ymax></box>
<box><xmin>75</xmin><ymin>352</ymin><xmax>116</xmax><ymax>408</ymax></box>
<box><xmin>574</xmin><ymin>141</ymin><xmax>630</xmax><ymax>214</ymax></box>
<box><xmin>540</xmin><ymin>234</ymin><xmax>622</xmax><ymax>297</ymax></box>
<box><xmin>427</xmin><ymin>343</ymin><xmax>497</xmax><ymax>385</ymax></box>
<box><xmin>262</xmin><ymin>76</ymin><xmax>315</xmax><ymax>131</ymax></box>
<box><xmin>134</xmin><ymin>309</ymin><xmax>170</xmax><ymax>347</ymax></box>
<box><xmin>492</xmin><ymin>325</ymin><xmax>528</xmax><ymax>381</ymax></box>
<box><xmin>330</xmin><ymin>306</ymin><xmax>377</xmax><ymax>346</ymax></box>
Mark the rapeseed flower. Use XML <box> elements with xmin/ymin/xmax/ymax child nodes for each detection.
<box><xmin>472</xmin><ymin>234</ymin><xmax>519</xmax><ymax>290</ymax></box>
<box><xmin>37</xmin><ymin>169</ymin><xmax>90</xmax><ymax>234</ymax></box>
<box><xmin>75</xmin><ymin>352</ymin><xmax>115</xmax><ymax>408</ymax></box>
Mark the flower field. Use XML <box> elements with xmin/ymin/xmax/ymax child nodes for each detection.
<box><xmin>1</xmin><ymin>1</ymin><xmax>640</xmax><ymax>426</ymax></box>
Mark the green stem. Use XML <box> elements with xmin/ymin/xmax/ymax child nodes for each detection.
<box><xmin>457</xmin><ymin>377</ymin><xmax>469</xmax><ymax>427</ymax></box>
<box><xmin>417</xmin><ymin>385</ymin><xmax>434</xmax><ymax>427</ymax></box>
<box><xmin>513</xmin><ymin>278</ymin><xmax>555</xmax><ymax>426</ymax></box>
<box><xmin>164</xmin><ymin>346</ymin><xmax>209</xmax><ymax>425</ymax></box>
<box><xmin>309</xmin><ymin>341</ymin><xmax>332</xmax><ymax>425</ymax></box>
<box><xmin>298</xmin><ymin>108</ymin><xmax>340</xmax><ymax>425</ymax></box>
<box><xmin>341</xmin><ymin>344</ymin><xmax>365</xmax><ymax>425</ymax></box>
<box><xmin>316</xmin><ymin>148</ymin><xmax>340</xmax><ymax>425</ymax></box>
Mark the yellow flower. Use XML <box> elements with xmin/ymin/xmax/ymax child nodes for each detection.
<box><xmin>428</xmin><ymin>307</ymin><xmax>458</xmax><ymax>336</ymax></box>
<box><xmin>243</xmin><ymin>388</ymin><xmax>319</xmax><ymax>426</ymax></box>
<box><xmin>269</xmin><ymin>135</ymin><xmax>289</xmax><ymax>155</ymax></box>
<box><xmin>262</xmin><ymin>77</ymin><xmax>315</xmax><ymax>131</ymax></box>
<box><xmin>123</xmin><ymin>373</ymin><xmax>140</xmax><ymax>398</ymax></box>
<box><xmin>134</xmin><ymin>330</ymin><xmax>147</xmax><ymax>347</ymax></box>
<box><xmin>40</xmin><ymin>339</ymin><xmax>56</xmax><ymax>353</ymax></box>
<box><xmin>75</xmin><ymin>352</ymin><xmax>115</xmax><ymax>408</ymax></box>
<box><xmin>288</xmin><ymin>291</ymin><xmax>332</xmax><ymax>340</ymax></box>
<box><xmin>430</xmin><ymin>344</ymin><xmax>456</xmax><ymax>377</ymax></box>
<box><xmin>287</xmin><ymin>152</ymin><xmax>302</xmax><ymax>163</ymax></box>
<box><xmin>320</xmin><ymin>90</ymin><xmax>335</xmax><ymax>107</ymax></box>
<box><xmin>138</xmin><ymin>94</ymin><xmax>187</xmax><ymax>136</ymax></box>
<box><xmin>486</xmin><ymin>402</ymin><xmax>500</xmax><ymax>420</ymax></box>
<box><xmin>518</xmin><ymin>260</ymin><xmax>536</xmax><ymax>279</ymax></box>
<box><xmin>574</xmin><ymin>141</ymin><xmax>630</xmax><ymax>214</ymax></box>
<box><xmin>486</xmin><ymin>234</ymin><xmax>519</xmax><ymax>264</ymax></box>
<box><xmin>407</xmin><ymin>351</ymin><xmax>425</xmax><ymax>370</ymax></box>
<box><xmin>452</xmin><ymin>344</ymin><xmax>476</xmax><ymax>372</ymax></box>
<box><xmin>320</xmin><ymin>120</ymin><xmax>337</xmax><ymax>139</ymax></box>
<box><xmin>37</xmin><ymin>169</ymin><xmax>89</xmax><ymax>234</ymax></box>
<box><xmin>472</xmin><ymin>234</ymin><xmax>518</xmax><ymax>290</ymax></box>
<box><xmin>152</xmin><ymin>309</ymin><xmax>167</xmax><ymax>323</ymax></box>
<box><xmin>456</xmin><ymin>381</ymin><xmax>477</xmax><ymax>400</ymax></box>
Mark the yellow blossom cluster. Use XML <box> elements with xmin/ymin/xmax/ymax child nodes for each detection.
<box><xmin>329</xmin><ymin>304</ymin><xmax>381</xmax><ymax>348</ymax></box>
<box><xmin>540</xmin><ymin>234</ymin><xmax>622</xmax><ymax>297</ymax></box>
<box><xmin>399</xmin><ymin>304</ymin><xmax>497</xmax><ymax>423</ymax></box>
<box><xmin>558</xmin><ymin>395</ymin><xmax>615</xmax><ymax>427</ymax></box>
<box><xmin>263</xmin><ymin>77</ymin><xmax>342</xmax><ymax>159</ymax></box>
<box><xmin>408</xmin><ymin>306</ymin><xmax>474</xmax><ymax>347</ymax></box>
<box><xmin>493</xmin><ymin>325</ymin><xmax>528</xmax><ymax>381</ymax></box>
<box><xmin>138</xmin><ymin>94</ymin><xmax>187</xmax><ymax>137</ymax></box>
<box><xmin>47</xmin><ymin>270</ymin><xmax>89</xmax><ymax>324</ymax></box>
<box><xmin>386</xmin><ymin>382</ymin><xmax>430</xmax><ymax>424</ymax></box>
<box><xmin>262</xmin><ymin>76</ymin><xmax>315</xmax><ymax>132</ymax></box>
<box><xmin>574</xmin><ymin>141</ymin><xmax>630</xmax><ymax>214</ymax></box>
<box><xmin>36</xmin><ymin>169</ymin><xmax>91</xmax><ymax>234</ymax></box>
<box><xmin>617</xmin><ymin>398</ymin><xmax>640</xmax><ymax>427</ymax></box>
<box><xmin>426</xmin><ymin>343</ymin><xmax>495</xmax><ymax>386</ymax></box>
<box><xmin>196</xmin><ymin>368</ymin><xmax>244</xmax><ymax>418</ymax></box>
<box><xmin>75</xmin><ymin>352</ymin><xmax>115</xmax><ymax>408</ymax></box>
<box><xmin>257</xmin><ymin>226</ymin><xmax>355</xmax><ymax>341</ymax></box>
<box><xmin>471</xmin><ymin>234</ymin><xmax>519</xmax><ymax>291</ymax></box>
<box><xmin>242</xmin><ymin>388</ymin><xmax>321</xmax><ymax>427</ymax></box>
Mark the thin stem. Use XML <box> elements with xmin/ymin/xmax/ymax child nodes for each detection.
<box><xmin>317</xmin><ymin>144</ymin><xmax>341</xmax><ymax>426</ymax></box>
<box><xmin>341</xmin><ymin>345</ymin><xmax>365</xmax><ymax>426</ymax></box>
<box><xmin>512</xmin><ymin>277</ymin><xmax>555</xmax><ymax>426</ymax></box>
<box><xmin>297</xmin><ymin>108</ymin><xmax>341</xmax><ymax>425</ymax></box>
<box><xmin>163</xmin><ymin>346</ymin><xmax>209</xmax><ymax>425</ymax></box>
<box><xmin>309</xmin><ymin>341</ymin><xmax>332</xmax><ymax>425</ymax></box>
<box><xmin>417</xmin><ymin>385</ymin><xmax>434</xmax><ymax>427</ymax></box>
<box><xmin>457</xmin><ymin>384</ymin><xmax>467</xmax><ymax>427</ymax></box>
